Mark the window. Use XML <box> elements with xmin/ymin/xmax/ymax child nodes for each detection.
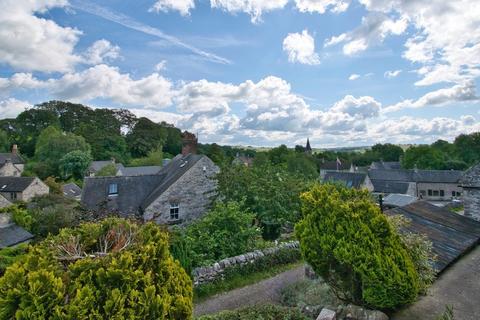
<box><xmin>108</xmin><ymin>183</ymin><xmax>118</xmax><ymax>196</ymax></box>
<box><xmin>433</xmin><ymin>190</ymin><xmax>439</xmax><ymax>196</ymax></box>
<box><xmin>440</xmin><ymin>190</ymin><xmax>445</xmax><ymax>197</ymax></box>
<box><xmin>10</xmin><ymin>192</ymin><xmax>17</xmax><ymax>200</ymax></box>
<box><xmin>428</xmin><ymin>190</ymin><xmax>433</xmax><ymax>196</ymax></box>
<box><xmin>452</xmin><ymin>191</ymin><xmax>456</xmax><ymax>197</ymax></box>
<box><xmin>170</xmin><ymin>202</ymin><xmax>179</xmax><ymax>220</ymax></box>
<box><xmin>420</xmin><ymin>190</ymin><xmax>426</xmax><ymax>196</ymax></box>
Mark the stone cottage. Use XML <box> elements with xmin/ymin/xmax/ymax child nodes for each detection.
<box><xmin>0</xmin><ymin>145</ymin><xmax>24</xmax><ymax>177</ymax></box>
<box><xmin>82</xmin><ymin>133</ymin><xmax>219</xmax><ymax>225</ymax></box>
<box><xmin>0</xmin><ymin>177</ymin><xmax>49</xmax><ymax>202</ymax></box>
<box><xmin>460</xmin><ymin>163</ymin><xmax>480</xmax><ymax>221</ymax></box>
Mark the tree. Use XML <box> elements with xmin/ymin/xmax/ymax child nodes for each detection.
<box><xmin>34</xmin><ymin>126</ymin><xmax>91</xmax><ymax>178</ymax></box>
<box><xmin>454</xmin><ymin>132</ymin><xmax>480</xmax><ymax>165</ymax></box>
<box><xmin>0</xmin><ymin>218</ymin><xmax>192</xmax><ymax>319</ymax></box>
<box><xmin>295</xmin><ymin>183</ymin><xmax>419</xmax><ymax>309</ymax></box>
<box><xmin>59</xmin><ymin>150</ymin><xmax>92</xmax><ymax>180</ymax></box>
<box><xmin>402</xmin><ymin>145</ymin><xmax>445</xmax><ymax>170</ymax></box>
<box><xmin>177</xmin><ymin>201</ymin><xmax>261</xmax><ymax>267</ymax></box>
<box><xmin>96</xmin><ymin>163</ymin><xmax>118</xmax><ymax>177</ymax></box>
<box><xmin>126</xmin><ymin>118</ymin><xmax>166</xmax><ymax>158</ymax></box>
<box><xmin>371</xmin><ymin>143</ymin><xmax>404</xmax><ymax>162</ymax></box>
<box><xmin>0</xmin><ymin>130</ymin><xmax>10</xmax><ymax>153</ymax></box>
<box><xmin>130</xmin><ymin>148</ymin><xmax>163</xmax><ymax>167</ymax></box>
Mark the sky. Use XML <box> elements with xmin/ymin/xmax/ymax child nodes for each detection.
<box><xmin>0</xmin><ymin>0</ymin><xmax>479</xmax><ymax>148</ymax></box>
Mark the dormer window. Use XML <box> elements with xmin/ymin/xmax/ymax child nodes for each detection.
<box><xmin>170</xmin><ymin>202</ymin><xmax>179</xmax><ymax>220</ymax></box>
<box><xmin>108</xmin><ymin>183</ymin><xmax>118</xmax><ymax>196</ymax></box>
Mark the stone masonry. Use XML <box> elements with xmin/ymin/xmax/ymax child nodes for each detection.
<box><xmin>460</xmin><ymin>163</ymin><xmax>480</xmax><ymax>221</ymax></box>
<box><xmin>20</xmin><ymin>178</ymin><xmax>50</xmax><ymax>202</ymax></box>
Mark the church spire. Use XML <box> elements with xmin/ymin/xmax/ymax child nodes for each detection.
<box><xmin>305</xmin><ymin>138</ymin><xmax>312</xmax><ymax>154</ymax></box>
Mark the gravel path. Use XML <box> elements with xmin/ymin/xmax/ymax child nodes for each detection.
<box><xmin>194</xmin><ymin>265</ymin><xmax>305</xmax><ymax>317</ymax></box>
<box><xmin>393</xmin><ymin>245</ymin><xmax>480</xmax><ymax>320</ymax></box>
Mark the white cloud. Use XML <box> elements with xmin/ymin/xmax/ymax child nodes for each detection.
<box><xmin>210</xmin><ymin>0</ymin><xmax>289</xmax><ymax>23</ymax></box>
<box><xmin>154</xmin><ymin>60</ymin><xmax>167</xmax><ymax>72</ymax></box>
<box><xmin>0</xmin><ymin>0</ymin><xmax>82</xmax><ymax>72</ymax></box>
<box><xmin>83</xmin><ymin>39</ymin><xmax>120</xmax><ymax>65</ymax></box>
<box><xmin>282</xmin><ymin>30</ymin><xmax>320</xmax><ymax>65</ymax></box>
<box><xmin>149</xmin><ymin>0</ymin><xmax>195</xmax><ymax>16</ymax></box>
<box><xmin>0</xmin><ymin>98</ymin><xmax>30</xmax><ymax>118</ymax></box>
<box><xmin>349</xmin><ymin>74</ymin><xmax>360</xmax><ymax>80</ymax></box>
<box><xmin>294</xmin><ymin>0</ymin><xmax>350</xmax><ymax>14</ymax></box>
<box><xmin>331</xmin><ymin>95</ymin><xmax>381</xmax><ymax>119</ymax></box>
<box><xmin>384</xmin><ymin>70</ymin><xmax>401</xmax><ymax>78</ymax></box>
<box><xmin>383</xmin><ymin>81</ymin><xmax>479</xmax><ymax>113</ymax></box>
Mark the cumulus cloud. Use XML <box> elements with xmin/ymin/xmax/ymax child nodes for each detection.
<box><xmin>294</xmin><ymin>0</ymin><xmax>350</xmax><ymax>14</ymax></box>
<box><xmin>282</xmin><ymin>30</ymin><xmax>320</xmax><ymax>65</ymax></box>
<box><xmin>0</xmin><ymin>98</ymin><xmax>30</xmax><ymax>118</ymax></box>
<box><xmin>384</xmin><ymin>70</ymin><xmax>401</xmax><ymax>78</ymax></box>
<box><xmin>82</xmin><ymin>40</ymin><xmax>120</xmax><ymax>65</ymax></box>
<box><xmin>149</xmin><ymin>0</ymin><xmax>195</xmax><ymax>16</ymax></box>
<box><xmin>210</xmin><ymin>0</ymin><xmax>288</xmax><ymax>23</ymax></box>
<box><xmin>331</xmin><ymin>95</ymin><xmax>381</xmax><ymax>119</ymax></box>
<box><xmin>384</xmin><ymin>81</ymin><xmax>479</xmax><ymax>113</ymax></box>
<box><xmin>325</xmin><ymin>12</ymin><xmax>408</xmax><ymax>55</ymax></box>
<box><xmin>0</xmin><ymin>0</ymin><xmax>82</xmax><ymax>72</ymax></box>
<box><xmin>349</xmin><ymin>74</ymin><xmax>360</xmax><ymax>80</ymax></box>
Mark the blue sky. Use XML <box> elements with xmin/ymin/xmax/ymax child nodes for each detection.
<box><xmin>0</xmin><ymin>0</ymin><xmax>479</xmax><ymax>147</ymax></box>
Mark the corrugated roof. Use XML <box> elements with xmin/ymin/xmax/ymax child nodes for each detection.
<box><xmin>386</xmin><ymin>201</ymin><xmax>480</xmax><ymax>273</ymax></box>
<box><xmin>0</xmin><ymin>177</ymin><xmax>35</xmax><ymax>192</ymax></box>
<box><xmin>0</xmin><ymin>224</ymin><xmax>34</xmax><ymax>248</ymax></box>
<box><xmin>323</xmin><ymin>171</ymin><xmax>367</xmax><ymax>189</ymax></box>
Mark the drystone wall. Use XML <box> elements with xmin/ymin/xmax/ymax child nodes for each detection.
<box><xmin>193</xmin><ymin>241</ymin><xmax>300</xmax><ymax>286</ymax></box>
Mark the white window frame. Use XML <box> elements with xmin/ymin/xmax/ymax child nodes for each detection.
<box><xmin>108</xmin><ymin>183</ymin><xmax>118</xmax><ymax>196</ymax></box>
<box><xmin>170</xmin><ymin>202</ymin><xmax>180</xmax><ymax>220</ymax></box>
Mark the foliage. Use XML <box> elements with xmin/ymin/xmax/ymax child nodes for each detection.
<box><xmin>126</xmin><ymin>117</ymin><xmax>166</xmax><ymax>158</ymax></box>
<box><xmin>44</xmin><ymin>177</ymin><xmax>62</xmax><ymax>195</ymax></box>
<box><xmin>34</xmin><ymin>126</ymin><xmax>91</xmax><ymax>178</ymax></box>
<box><xmin>0</xmin><ymin>244</ymin><xmax>28</xmax><ymax>276</ymax></box>
<box><xmin>130</xmin><ymin>147</ymin><xmax>163</xmax><ymax>166</ymax></box>
<box><xmin>402</xmin><ymin>145</ymin><xmax>447</xmax><ymax>170</ymax></box>
<box><xmin>194</xmin><ymin>247</ymin><xmax>301</xmax><ymax>300</ymax></box>
<box><xmin>59</xmin><ymin>150</ymin><xmax>92</xmax><ymax>180</ymax></box>
<box><xmin>0</xmin><ymin>218</ymin><xmax>193</xmax><ymax>319</ymax></box>
<box><xmin>371</xmin><ymin>143</ymin><xmax>404</xmax><ymax>162</ymax></box>
<box><xmin>173</xmin><ymin>201</ymin><xmax>262</xmax><ymax>268</ymax></box>
<box><xmin>0</xmin><ymin>130</ymin><xmax>9</xmax><ymax>153</ymax></box>
<box><xmin>295</xmin><ymin>183</ymin><xmax>420</xmax><ymax>309</ymax></box>
<box><xmin>197</xmin><ymin>304</ymin><xmax>309</xmax><ymax>320</ymax></box>
<box><xmin>96</xmin><ymin>163</ymin><xmax>118</xmax><ymax>176</ymax></box>
<box><xmin>387</xmin><ymin>215</ymin><xmax>437</xmax><ymax>294</ymax></box>
<box><xmin>281</xmin><ymin>279</ymin><xmax>339</xmax><ymax>309</ymax></box>
<box><xmin>436</xmin><ymin>305</ymin><xmax>455</xmax><ymax>320</ymax></box>
<box><xmin>2</xmin><ymin>204</ymin><xmax>35</xmax><ymax>232</ymax></box>
<box><xmin>216</xmin><ymin>162</ymin><xmax>311</xmax><ymax>240</ymax></box>
<box><xmin>454</xmin><ymin>132</ymin><xmax>480</xmax><ymax>165</ymax></box>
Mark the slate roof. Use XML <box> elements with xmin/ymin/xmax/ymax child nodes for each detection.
<box><xmin>386</xmin><ymin>201</ymin><xmax>480</xmax><ymax>273</ymax></box>
<box><xmin>459</xmin><ymin>163</ymin><xmax>480</xmax><ymax>188</ymax></box>
<box><xmin>383</xmin><ymin>193</ymin><xmax>417</xmax><ymax>208</ymax></box>
<box><xmin>82</xmin><ymin>154</ymin><xmax>206</xmax><ymax>215</ymax></box>
<box><xmin>62</xmin><ymin>182</ymin><xmax>82</xmax><ymax>199</ymax></box>
<box><xmin>370</xmin><ymin>161</ymin><xmax>401</xmax><ymax>170</ymax></box>
<box><xmin>319</xmin><ymin>160</ymin><xmax>352</xmax><ymax>171</ymax></box>
<box><xmin>368</xmin><ymin>169</ymin><xmax>413</xmax><ymax>182</ymax></box>
<box><xmin>368</xmin><ymin>169</ymin><xmax>463</xmax><ymax>184</ymax></box>
<box><xmin>119</xmin><ymin>166</ymin><xmax>162</xmax><ymax>176</ymax></box>
<box><xmin>0</xmin><ymin>153</ymin><xmax>24</xmax><ymax>165</ymax></box>
<box><xmin>0</xmin><ymin>224</ymin><xmax>34</xmax><ymax>248</ymax></box>
<box><xmin>0</xmin><ymin>177</ymin><xmax>35</xmax><ymax>192</ymax></box>
<box><xmin>88</xmin><ymin>161</ymin><xmax>125</xmax><ymax>174</ymax></box>
<box><xmin>323</xmin><ymin>172</ymin><xmax>367</xmax><ymax>189</ymax></box>
<box><xmin>371</xmin><ymin>179</ymin><xmax>411</xmax><ymax>194</ymax></box>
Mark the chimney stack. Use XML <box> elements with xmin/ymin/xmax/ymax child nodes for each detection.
<box><xmin>181</xmin><ymin>131</ymin><xmax>198</xmax><ymax>156</ymax></box>
<box><xmin>11</xmin><ymin>144</ymin><xmax>18</xmax><ymax>155</ymax></box>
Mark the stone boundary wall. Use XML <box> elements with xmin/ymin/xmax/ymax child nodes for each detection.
<box><xmin>193</xmin><ymin>241</ymin><xmax>300</xmax><ymax>286</ymax></box>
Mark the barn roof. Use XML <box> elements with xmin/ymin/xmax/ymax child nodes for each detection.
<box><xmin>386</xmin><ymin>201</ymin><xmax>480</xmax><ymax>273</ymax></box>
<box><xmin>323</xmin><ymin>172</ymin><xmax>367</xmax><ymax>189</ymax></box>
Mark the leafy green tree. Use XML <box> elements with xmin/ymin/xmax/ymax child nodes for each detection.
<box><xmin>454</xmin><ymin>132</ymin><xmax>480</xmax><ymax>165</ymax></box>
<box><xmin>371</xmin><ymin>143</ymin><xmax>404</xmax><ymax>162</ymax></box>
<box><xmin>59</xmin><ymin>150</ymin><xmax>92</xmax><ymax>180</ymax></box>
<box><xmin>267</xmin><ymin>144</ymin><xmax>292</xmax><ymax>165</ymax></box>
<box><xmin>295</xmin><ymin>183</ymin><xmax>419</xmax><ymax>309</ymax></box>
<box><xmin>0</xmin><ymin>130</ymin><xmax>10</xmax><ymax>153</ymax></box>
<box><xmin>96</xmin><ymin>163</ymin><xmax>118</xmax><ymax>177</ymax></box>
<box><xmin>286</xmin><ymin>153</ymin><xmax>318</xmax><ymax>179</ymax></box>
<box><xmin>402</xmin><ymin>145</ymin><xmax>446</xmax><ymax>170</ymax></box>
<box><xmin>130</xmin><ymin>148</ymin><xmax>163</xmax><ymax>167</ymax></box>
<box><xmin>162</xmin><ymin>123</ymin><xmax>182</xmax><ymax>156</ymax></box>
<box><xmin>0</xmin><ymin>218</ymin><xmax>193</xmax><ymax>319</ymax></box>
<box><xmin>127</xmin><ymin>118</ymin><xmax>166</xmax><ymax>158</ymax></box>
<box><xmin>178</xmin><ymin>201</ymin><xmax>261</xmax><ymax>267</ymax></box>
<box><xmin>34</xmin><ymin>126</ymin><xmax>91</xmax><ymax>178</ymax></box>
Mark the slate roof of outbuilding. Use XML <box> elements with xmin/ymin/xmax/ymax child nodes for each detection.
<box><xmin>0</xmin><ymin>177</ymin><xmax>35</xmax><ymax>192</ymax></box>
<box><xmin>371</xmin><ymin>179</ymin><xmax>411</xmax><ymax>194</ymax></box>
<box><xmin>0</xmin><ymin>224</ymin><xmax>34</xmax><ymax>248</ymax></box>
<box><xmin>368</xmin><ymin>169</ymin><xmax>463</xmax><ymax>184</ymax></box>
<box><xmin>323</xmin><ymin>171</ymin><xmax>367</xmax><ymax>189</ymax></box>
<box><xmin>62</xmin><ymin>182</ymin><xmax>82</xmax><ymax>199</ymax></box>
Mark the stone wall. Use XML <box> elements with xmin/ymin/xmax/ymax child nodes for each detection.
<box><xmin>145</xmin><ymin>156</ymin><xmax>219</xmax><ymax>225</ymax></box>
<box><xmin>0</xmin><ymin>162</ymin><xmax>22</xmax><ymax>177</ymax></box>
<box><xmin>193</xmin><ymin>241</ymin><xmax>300</xmax><ymax>286</ymax></box>
<box><xmin>416</xmin><ymin>182</ymin><xmax>463</xmax><ymax>201</ymax></box>
<box><xmin>0</xmin><ymin>194</ymin><xmax>11</xmax><ymax>208</ymax></box>
<box><xmin>463</xmin><ymin>188</ymin><xmax>480</xmax><ymax>221</ymax></box>
<box><xmin>22</xmin><ymin>178</ymin><xmax>49</xmax><ymax>202</ymax></box>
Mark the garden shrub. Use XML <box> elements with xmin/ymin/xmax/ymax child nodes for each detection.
<box><xmin>0</xmin><ymin>218</ymin><xmax>193</xmax><ymax>319</ymax></box>
<box><xmin>196</xmin><ymin>304</ymin><xmax>309</xmax><ymax>320</ymax></box>
<box><xmin>295</xmin><ymin>183</ymin><xmax>420</xmax><ymax>309</ymax></box>
<box><xmin>0</xmin><ymin>244</ymin><xmax>28</xmax><ymax>276</ymax></box>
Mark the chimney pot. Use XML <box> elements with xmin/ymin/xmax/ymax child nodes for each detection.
<box><xmin>11</xmin><ymin>144</ymin><xmax>18</xmax><ymax>155</ymax></box>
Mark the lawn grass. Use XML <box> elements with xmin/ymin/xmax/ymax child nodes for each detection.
<box><xmin>194</xmin><ymin>261</ymin><xmax>304</xmax><ymax>303</ymax></box>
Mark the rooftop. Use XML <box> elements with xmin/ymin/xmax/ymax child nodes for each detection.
<box><xmin>0</xmin><ymin>177</ymin><xmax>35</xmax><ymax>192</ymax></box>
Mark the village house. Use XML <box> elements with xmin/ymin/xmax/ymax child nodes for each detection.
<box><xmin>319</xmin><ymin>160</ymin><xmax>355</xmax><ymax>179</ymax></box>
<box><xmin>82</xmin><ymin>133</ymin><xmax>219</xmax><ymax>225</ymax></box>
<box><xmin>0</xmin><ymin>213</ymin><xmax>34</xmax><ymax>249</ymax></box>
<box><xmin>62</xmin><ymin>182</ymin><xmax>82</xmax><ymax>201</ymax></box>
<box><xmin>0</xmin><ymin>177</ymin><xmax>49</xmax><ymax>202</ymax></box>
<box><xmin>322</xmin><ymin>171</ymin><xmax>374</xmax><ymax>192</ymax></box>
<box><xmin>368</xmin><ymin>168</ymin><xmax>463</xmax><ymax>201</ymax></box>
<box><xmin>460</xmin><ymin>163</ymin><xmax>480</xmax><ymax>221</ymax></box>
<box><xmin>0</xmin><ymin>145</ymin><xmax>24</xmax><ymax>177</ymax></box>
